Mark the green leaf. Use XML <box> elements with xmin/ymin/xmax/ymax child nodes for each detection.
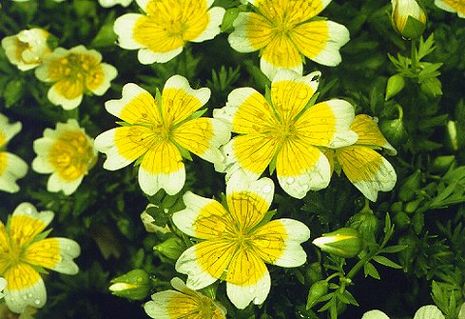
<box><xmin>372</xmin><ymin>255</ymin><xmax>403</xmax><ymax>269</ymax></box>
<box><xmin>364</xmin><ymin>262</ymin><xmax>380</xmax><ymax>279</ymax></box>
<box><xmin>4</xmin><ymin>78</ymin><xmax>24</xmax><ymax>108</ymax></box>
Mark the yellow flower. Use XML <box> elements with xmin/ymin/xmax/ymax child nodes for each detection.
<box><xmin>0</xmin><ymin>202</ymin><xmax>80</xmax><ymax>314</ymax></box>
<box><xmin>0</xmin><ymin>114</ymin><xmax>28</xmax><ymax>193</ymax></box>
<box><xmin>1</xmin><ymin>28</ymin><xmax>51</xmax><ymax>71</ymax></box>
<box><xmin>324</xmin><ymin>114</ymin><xmax>397</xmax><ymax>202</ymax></box>
<box><xmin>113</xmin><ymin>0</ymin><xmax>225</xmax><ymax>64</ymax></box>
<box><xmin>173</xmin><ymin>174</ymin><xmax>310</xmax><ymax>309</ymax></box>
<box><xmin>144</xmin><ymin>277</ymin><xmax>226</xmax><ymax>319</ymax></box>
<box><xmin>435</xmin><ymin>0</ymin><xmax>465</xmax><ymax>18</ymax></box>
<box><xmin>229</xmin><ymin>0</ymin><xmax>350</xmax><ymax>79</ymax></box>
<box><xmin>32</xmin><ymin>119</ymin><xmax>97</xmax><ymax>195</ymax></box>
<box><xmin>94</xmin><ymin>75</ymin><xmax>230</xmax><ymax>196</ymax></box>
<box><xmin>214</xmin><ymin>70</ymin><xmax>357</xmax><ymax>199</ymax></box>
<box><xmin>35</xmin><ymin>45</ymin><xmax>117</xmax><ymax>110</ymax></box>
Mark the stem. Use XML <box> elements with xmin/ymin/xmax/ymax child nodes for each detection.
<box><xmin>395</xmin><ymin>103</ymin><xmax>404</xmax><ymax>120</ymax></box>
<box><xmin>410</xmin><ymin>39</ymin><xmax>418</xmax><ymax>72</ymax></box>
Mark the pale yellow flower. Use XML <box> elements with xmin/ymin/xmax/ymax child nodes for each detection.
<box><xmin>324</xmin><ymin>115</ymin><xmax>397</xmax><ymax>202</ymax></box>
<box><xmin>0</xmin><ymin>114</ymin><xmax>28</xmax><ymax>193</ymax></box>
<box><xmin>1</xmin><ymin>28</ymin><xmax>51</xmax><ymax>71</ymax></box>
<box><xmin>144</xmin><ymin>277</ymin><xmax>226</xmax><ymax>319</ymax></box>
<box><xmin>435</xmin><ymin>0</ymin><xmax>465</xmax><ymax>18</ymax></box>
<box><xmin>113</xmin><ymin>0</ymin><xmax>225</xmax><ymax>64</ymax></box>
<box><xmin>229</xmin><ymin>0</ymin><xmax>350</xmax><ymax>79</ymax></box>
<box><xmin>94</xmin><ymin>75</ymin><xmax>230</xmax><ymax>196</ymax></box>
<box><xmin>32</xmin><ymin>119</ymin><xmax>97</xmax><ymax>195</ymax></box>
<box><xmin>173</xmin><ymin>174</ymin><xmax>310</xmax><ymax>309</ymax></box>
<box><xmin>0</xmin><ymin>203</ymin><xmax>80</xmax><ymax>314</ymax></box>
<box><xmin>99</xmin><ymin>0</ymin><xmax>133</xmax><ymax>7</ymax></box>
<box><xmin>35</xmin><ymin>45</ymin><xmax>117</xmax><ymax>110</ymax></box>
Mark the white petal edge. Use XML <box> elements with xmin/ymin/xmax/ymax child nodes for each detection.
<box><xmin>47</xmin><ymin>84</ymin><xmax>83</xmax><ymax>110</ymax></box>
<box><xmin>94</xmin><ymin>128</ymin><xmax>135</xmax><ymax>170</ymax></box>
<box><xmin>323</xmin><ymin>99</ymin><xmax>358</xmax><ymax>148</ymax></box>
<box><xmin>90</xmin><ymin>63</ymin><xmax>118</xmax><ymax>96</ymax></box>
<box><xmin>175</xmin><ymin>245</ymin><xmax>218</xmax><ymax>290</ymax></box>
<box><xmin>310</xmin><ymin>21</ymin><xmax>350</xmax><ymax>67</ymax></box>
<box><xmin>138</xmin><ymin>165</ymin><xmax>186</xmax><ymax>196</ymax></box>
<box><xmin>163</xmin><ymin>75</ymin><xmax>211</xmax><ymax>107</ymax></box>
<box><xmin>270</xmin><ymin>218</ymin><xmax>310</xmax><ymax>267</ymax></box>
<box><xmin>226</xmin><ymin>269</ymin><xmax>271</xmax><ymax>309</ymax></box>
<box><xmin>191</xmin><ymin>7</ymin><xmax>225</xmax><ymax>43</ymax></box>
<box><xmin>226</xmin><ymin>170</ymin><xmax>274</xmax><ymax>208</ymax></box>
<box><xmin>260</xmin><ymin>56</ymin><xmax>303</xmax><ymax>81</ymax></box>
<box><xmin>4</xmin><ymin>277</ymin><xmax>47</xmax><ymax>314</ymax></box>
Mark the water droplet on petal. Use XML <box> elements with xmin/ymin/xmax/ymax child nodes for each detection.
<box><xmin>286</xmin><ymin>177</ymin><xmax>295</xmax><ymax>184</ymax></box>
<box><xmin>263</xmin><ymin>185</ymin><xmax>272</xmax><ymax>193</ymax></box>
<box><xmin>34</xmin><ymin>299</ymin><xmax>41</xmax><ymax>305</ymax></box>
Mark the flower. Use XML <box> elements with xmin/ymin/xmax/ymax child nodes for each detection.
<box><xmin>0</xmin><ymin>114</ymin><xmax>28</xmax><ymax>193</ymax></box>
<box><xmin>0</xmin><ymin>202</ymin><xmax>80</xmax><ymax>314</ymax></box>
<box><xmin>113</xmin><ymin>0</ymin><xmax>225</xmax><ymax>64</ymax></box>
<box><xmin>214</xmin><ymin>70</ymin><xmax>357</xmax><ymax>199</ymax></box>
<box><xmin>434</xmin><ymin>0</ymin><xmax>465</xmax><ymax>18</ymax></box>
<box><xmin>172</xmin><ymin>174</ymin><xmax>310</xmax><ymax>309</ymax></box>
<box><xmin>144</xmin><ymin>277</ymin><xmax>226</xmax><ymax>319</ymax></box>
<box><xmin>1</xmin><ymin>28</ymin><xmax>51</xmax><ymax>71</ymax></box>
<box><xmin>324</xmin><ymin>114</ymin><xmax>397</xmax><ymax>202</ymax></box>
<box><xmin>99</xmin><ymin>0</ymin><xmax>132</xmax><ymax>7</ymax></box>
<box><xmin>362</xmin><ymin>305</ymin><xmax>445</xmax><ymax>319</ymax></box>
<box><xmin>94</xmin><ymin>75</ymin><xmax>230</xmax><ymax>195</ymax></box>
<box><xmin>228</xmin><ymin>0</ymin><xmax>350</xmax><ymax>79</ymax></box>
<box><xmin>32</xmin><ymin>119</ymin><xmax>97</xmax><ymax>195</ymax></box>
<box><xmin>109</xmin><ymin>269</ymin><xmax>151</xmax><ymax>300</ymax></box>
<box><xmin>391</xmin><ymin>0</ymin><xmax>427</xmax><ymax>39</ymax></box>
<box><xmin>0</xmin><ymin>277</ymin><xmax>6</xmax><ymax>299</ymax></box>
<box><xmin>35</xmin><ymin>45</ymin><xmax>117</xmax><ymax>110</ymax></box>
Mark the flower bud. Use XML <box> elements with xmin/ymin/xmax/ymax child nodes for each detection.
<box><xmin>348</xmin><ymin>209</ymin><xmax>379</xmax><ymax>243</ymax></box>
<box><xmin>391</xmin><ymin>0</ymin><xmax>427</xmax><ymax>39</ymax></box>
<box><xmin>306</xmin><ymin>280</ymin><xmax>328</xmax><ymax>309</ymax></box>
<box><xmin>109</xmin><ymin>269</ymin><xmax>151</xmax><ymax>300</ymax></box>
<box><xmin>154</xmin><ymin>237</ymin><xmax>185</xmax><ymax>260</ymax></box>
<box><xmin>312</xmin><ymin>228</ymin><xmax>363</xmax><ymax>258</ymax></box>
<box><xmin>380</xmin><ymin>117</ymin><xmax>408</xmax><ymax>146</ymax></box>
<box><xmin>385</xmin><ymin>74</ymin><xmax>405</xmax><ymax>100</ymax></box>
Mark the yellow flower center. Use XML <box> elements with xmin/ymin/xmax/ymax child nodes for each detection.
<box><xmin>48</xmin><ymin>130</ymin><xmax>95</xmax><ymax>181</ymax></box>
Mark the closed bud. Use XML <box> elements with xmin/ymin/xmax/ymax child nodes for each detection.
<box><xmin>380</xmin><ymin>117</ymin><xmax>408</xmax><ymax>146</ymax></box>
<box><xmin>348</xmin><ymin>209</ymin><xmax>379</xmax><ymax>243</ymax></box>
<box><xmin>445</xmin><ymin>120</ymin><xmax>458</xmax><ymax>151</ymax></box>
<box><xmin>109</xmin><ymin>269</ymin><xmax>151</xmax><ymax>300</ymax></box>
<box><xmin>154</xmin><ymin>237</ymin><xmax>185</xmax><ymax>260</ymax></box>
<box><xmin>306</xmin><ymin>280</ymin><xmax>329</xmax><ymax>309</ymax></box>
<box><xmin>385</xmin><ymin>74</ymin><xmax>405</xmax><ymax>100</ymax></box>
<box><xmin>431</xmin><ymin>155</ymin><xmax>455</xmax><ymax>173</ymax></box>
<box><xmin>312</xmin><ymin>228</ymin><xmax>363</xmax><ymax>258</ymax></box>
<box><xmin>391</xmin><ymin>0</ymin><xmax>427</xmax><ymax>39</ymax></box>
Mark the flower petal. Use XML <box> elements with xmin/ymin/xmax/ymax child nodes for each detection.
<box><xmin>291</xmin><ymin>20</ymin><xmax>350</xmax><ymax>67</ymax></box>
<box><xmin>226</xmin><ymin>267</ymin><xmax>270</xmax><ymax>309</ymax></box>
<box><xmin>260</xmin><ymin>36</ymin><xmax>303</xmax><ymax>79</ymax></box>
<box><xmin>254</xmin><ymin>0</ymin><xmax>332</xmax><ymax>23</ymax></box>
<box><xmin>138</xmin><ymin>141</ymin><xmax>185</xmax><ymax>195</ymax></box>
<box><xmin>113</xmin><ymin>13</ymin><xmax>147</xmax><ymax>50</ymax></box>
<box><xmin>23</xmin><ymin>238</ymin><xmax>80</xmax><ymax>275</ymax></box>
<box><xmin>87</xmin><ymin>63</ymin><xmax>118</xmax><ymax>96</ymax></box>
<box><xmin>4</xmin><ymin>263</ymin><xmax>46</xmax><ymax>314</ymax></box>
<box><xmin>295</xmin><ymin>99</ymin><xmax>358</xmax><ymax>148</ymax></box>
<box><xmin>104</xmin><ymin>83</ymin><xmax>161</xmax><ymax>124</ymax></box>
<box><xmin>191</xmin><ymin>6</ymin><xmax>225</xmax><ymax>43</ymax></box>
<box><xmin>228</xmin><ymin>12</ymin><xmax>273</xmax><ymax>52</ymax></box>
<box><xmin>172</xmin><ymin>118</ymin><xmax>231</xmax><ymax>167</ymax></box>
<box><xmin>47</xmin><ymin>173</ymin><xmax>83</xmax><ymax>195</ymax></box>
<box><xmin>94</xmin><ymin>126</ymin><xmax>153</xmax><ymax>170</ymax></box>
<box><xmin>253</xmin><ymin>218</ymin><xmax>310</xmax><ymax>267</ymax></box>
<box><xmin>144</xmin><ymin>290</ymin><xmax>196</xmax><ymax>319</ymax></box>
<box><xmin>271</xmin><ymin>70</ymin><xmax>321</xmax><ymax>121</ymax></box>
<box><xmin>47</xmin><ymin>81</ymin><xmax>83</xmax><ymax>110</ymax></box>
<box><xmin>173</xmin><ymin>192</ymin><xmax>229</xmax><ymax>239</ymax></box>
<box><xmin>10</xmin><ymin>203</ymin><xmax>54</xmax><ymax>247</ymax></box>
<box><xmin>0</xmin><ymin>114</ymin><xmax>22</xmax><ymax>145</ymax></box>
<box><xmin>0</xmin><ymin>152</ymin><xmax>28</xmax><ymax>193</ymax></box>
<box><xmin>162</xmin><ymin>75</ymin><xmax>211</xmax><ymax>125</ymax></box>
<box><xmin>336</xmin><ymin>146</ymin><xmax>397</xmax><ymax>202</ymax></box>
<box><xmin>226</xmin><ymin>173</ymin><xmax>275</xmax><ymax>230</ymax></box>
<box><xmin>276</xmin><ymin>142</ymin><xmax>330</xmax><ymax>198</ymax></box>
<box><xmin>351</xmin><ymin>114</ymin><xmax>397</xmax><ymax>155</ymax></box>
<box><xmin>176</xmin><ymin>241</ymin><xmax>234</xmax><ymax>290</ymax></box>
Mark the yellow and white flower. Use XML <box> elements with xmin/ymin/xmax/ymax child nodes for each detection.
<box><xmin>32</xmin><ymin>119</ymin><xmax>97</xmax><ymax>195</ymax></box>
<box><xmin>0</xmin><ymin>202</ymin><xmax>80</xmax><ymax>314</ymax></box>
<box><xmin>99</xmin><ymin>0</ymin><xmax>133</xmax><ymax>7</ymax></box>
<box><xmin>35</xmin><ymin>45</ymin><xmax>117</xmax><ymax>110</ymax></box>
<box><xmin>324</xmin><ymin>114</ymin><xmax>397</xmax><ymax>202</ymax></box>
<box><xmin>94</xmin><ymin>75</ymin><xmax>230</xmax><ymax>196</ymax></box>
<box><xmin>0</xmin><ymin>114</ymin><xmax>28</xmax><ymax>193</ymax></box>
<box><xmin>434</xmin><ymin>0</ymin><xmax>465</xmax><ymax>18</ymax></box>
<box><xmin>113</xmin><ymin>0</ymin><xmax>225</xmax><ymax>64</ymax></box>
<box><xmin>214</xmin><ymin>70</ymin><xmax>357</xmax><ymax>199</ymax></box>
<box><xmin>1</xmin><ymin>28</ymin><xmax>51</xmax><ymax>71</ymax></box>
<box><xmin>229</xmin><ymin>0</ymin><xmax>350</xmax><ymax>79</ymax></box>
<box><xmin>144</xmin><ymin>277</ymin><xmax>226</xmax><ymax>319</ymax></box>
<box><xmin>173</xmin><ymin>174</ymin><xmax>310</xmax><ymax>309</ymax></box>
